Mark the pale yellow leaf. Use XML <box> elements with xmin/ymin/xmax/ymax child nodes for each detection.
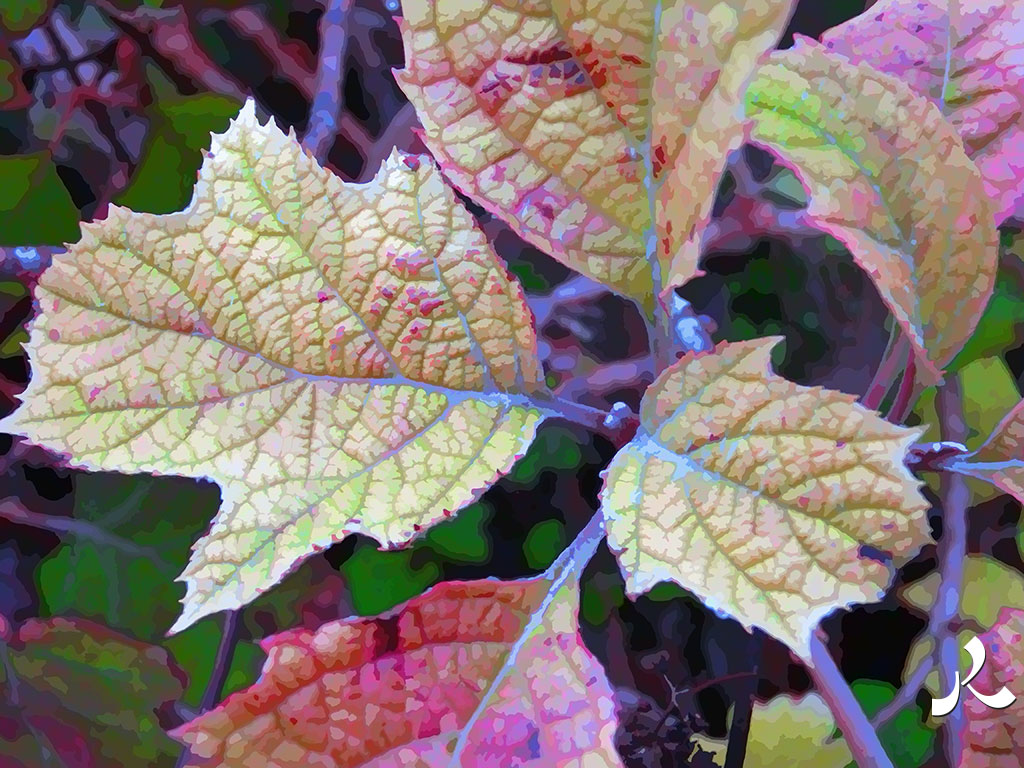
<box><xmin>1</xmin><ymin>100</ymin><xmax>545</xmax><ymax>632</ymax></box>
<box><xmin>599</xmin><ymin>337</ymin><xmax>931</xmax><ymax>658</ymax></box>
<box><xmin>745</xmin><ymin>39</ymin><xmax>998</xmax><ymax>385</ymax></box>
<box><xmin>394</xmin><ymin>0</ymin><xmax>795</xmax><ymax>307</ymax></box>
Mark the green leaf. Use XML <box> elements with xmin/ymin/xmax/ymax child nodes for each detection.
<box><xmin>34</xmin><ymin>473</ymin><xmax>263</xmax><ymax>710</ymax></box>
<box><xmin>0</xmin><ymin>0</ymin><xmax>51</xmax><ymax>33</ymax></box>
<box><xmin>845</xmin><ymin>680</ymin><xmax>935</xmax><ymax>768</ymax></box>
<box><xmin>0</xmin><ymin>153</ymin><xmax>80</xmax><ymax>245</ymax></box>
<box><xmin>0</xmin><ymin>617</ymin><xmax>184</xmax><ymax>768</ymax></box>
<box><xmin>522</xmin><ymin>518</ymin><xmax>566</xmax><ymax>570</ymax></box>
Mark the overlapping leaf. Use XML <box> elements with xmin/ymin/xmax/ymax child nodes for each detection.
<box><xmin>0</xmin><ymin>100</ymin><xmax>546</xmax><ymax>633</ymax></box>
<box><xmin>599</xmin><ymin>337</ymin><xmax>931</xmax><ymax>658</ymax></box>
<box><xmin>173</xmin><ymin>573</ymin><xmax>621</xmax><ymax>766</ymax></box>
<box><xmin>961</xmin><ymin>608</ymin><xmax>1024</xmax><ymax>767</ymax></box>
<box><xmin>949</xmin><ymin>397</ymin><xmax>1024</xmax><ymax>503</ymax></box>
<box><xmin>395</xmin><ymin>0</ymin><xmax>795</xmax><ymax>307</ymax></box>
<box><xmin>0</xmin><ymin>617</ymin><xmax>185</xmax><ymax>768</ymax></box>
<box><xmin>745</xmin><ymin>39</ymin><xmax>998</xmax><ymax>384</ymax></box>
<box><xmin>822</xmin><ymin>0</ymin><xmax>1024</xmax><ymax>226</ymax></box>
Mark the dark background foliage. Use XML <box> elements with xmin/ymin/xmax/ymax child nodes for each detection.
<box><xmin>2</xmin><ymin>1</ymin><xmax>1022</xmax><ymax>766</ymax></box>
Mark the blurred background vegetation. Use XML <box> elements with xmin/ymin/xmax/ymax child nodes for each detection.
<box><xmin>2</xmin><ymin>1</ymin><xmax>1023</xmax><ymax>766</ymax></box>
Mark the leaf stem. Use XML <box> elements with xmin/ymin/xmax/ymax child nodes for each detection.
<box><xmin>304</xmin><ymin>0</ymin><xmax>353</xmax><ymax>162</ymax></box>
<box><xmin>174</xmin><ymin>610</ymin><xmax>242</xmax><ymax>768</ymax></box>
<box><xmin>886</xmin><ymin>348</ymin><xmax>917</xmax><ymax>424</ymax></box>
<box><xmin>532</xmin><ymin>394</ymin><xmax>640</xmax><ymax>447</ymax></box>
<box><xmin>934</xmin><ymin>378</ymin><xmax>969</xmax><ymax>763</ymax></box>
<box><xmin>808</xmin><ymin>629</ymin><xmax>894</xmax><ymax>768</ymax></box>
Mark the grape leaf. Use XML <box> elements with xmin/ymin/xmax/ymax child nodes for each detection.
<box><xmin>172</xmin><ymin>551</ymin><xmax>621</xmax><ymax>766</ymax></box>
<box><xmin>0</xmin><ymin>100</ymin><xmax>545</xmax><ymax>633</ymax></box>
<box><xmin>950</xmin><ymin>398</ymin><xmax>1024</xmax><ymax>504</ymax></box>
<box><xmin>745</xmin><ymin>38</ymin><xmax>998</xmax><ymax>385</ymax></box>
<box><xmin>0</xmin><ymin>617</ymin><xmax>185</xmax><ymax>768</ymax></box>
<box><xmin>822</xmin><ymin>0</ymin><xmax>1024</xmax><ymax>226</ymax></box>
<box><xmin>394</xmin><ymin>0</ymin><xmax>795</xmax><ymax>307</ymax></box>
<box><xmin>599</xmin><ymin>337</ymin><xmax>930</xmax><ymax>658</ymax></box>
<box><xmin>962</xmin><ymin>608</ymin><xmax>1024</xmax><ymax>766</ymax></box>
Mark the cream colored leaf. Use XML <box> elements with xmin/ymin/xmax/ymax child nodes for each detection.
<box><xmin>0</xmin><ymin>100</ymin><xmax>545</xmax><ymax>633</ymax></box>
<box><xmin>745</xmin><ymin>39</ymin><xmax>998</xmax><ymax>385</ymax></box>
<box><xmin>394</xmin><ymin>0</ymin><xmax>795</xmax><ymax>307</ymax></box>
<box><xmin>599</xmin><ymin>337</ymin><xmax>931</xmax><ymax>659</ymax></box>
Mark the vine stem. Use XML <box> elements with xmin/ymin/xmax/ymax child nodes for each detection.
<box><xmin>808</xmin><ymin>629</ymin><xmax>894</xmax><ymax>768</ymax></box>
<box><xmin>532</xmin><ymin>394</ymin><xmax>640</xmax><ymax>447</ymax></box>
<box><xmin>935</xmin><ymin>378</ymin><xmax>969</xmax><ymax>763</ymax></box>
<box><xmin>303</xmin><ymin>0</ymin><xmax>353</xmax><ymax>162</ymax></box>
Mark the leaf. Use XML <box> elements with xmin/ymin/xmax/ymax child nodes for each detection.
<box><xmin>910</xmin><ymin>356</ymin><xmax>1020</xmax><ymax>503</ymax></box>
<box><xmin>950</xmin><ymin>397</ymin><xmax>1024</xmax><ymax>504</ymax></box>
<box><xmin>599</xmin><ymin>337</ymin><xmax>931</xmax><ymax>659</ymax></box>
<box><xmin>394</xmin><ymin>0</ymin><xmax>795</xmax><ymax>307</ymax></box>
<box><xmin>0</xmin><ymin>617</ymin><xmax>185</xmax><ymax>768</ymax></box>
<box><xmin>961</xmin><ymin>607</ymin><xmax>1024</xmax><ymax>767</ymax></box>
<box><xmin>900</xmin><ymin>555</ymin><xmax>1024</xmax><ymax>630</ymax></box>
<box><xmin>822</xmin><ymin>0</ymin><xmax>1024</xmax><ymax>226</ymax></box>
<box><xmin>32</xmin><ymin>472</ymin><xmax>265</xmax><ymax>708</ymax></box>
<box><xmin>695</xmin><ymin>693</ymin><xmax>855</xmax><ymax>768</ymax></box>
<box><xmin>0</xmin><ymin>153</ymin><xmax>80</xmax><ymax>246</ymax></box>
<box><xmin>948</xmin><ymin>233</ymin><xmax>1024</xmax><ymax>372</ymax></box>
<box><xmin>172</xmin><ymin>564</ymin><xmax>622</xmax><ymax>766</ymax></box>
<box><xmin>745</xmin><ymin>38</ymin><xmax>998</xmax><ymax>385</ymax></box>
<box><xmin>0</xmin><ymin>100</ymin><xmax>546</xmax><ymax>633</ymax></box>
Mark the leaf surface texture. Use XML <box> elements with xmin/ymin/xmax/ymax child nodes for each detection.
<box><xmin>395</xmin><ymin>0</ymin><xmax>795</xmax><ymax>304</ymax></box>
<box><xmin>599</xmin><ymin>337</ymin><xmax>931</xmax><ymax>658</ymax></box>
<box><xmin>1</xmin><ymin>101</ymin><xmax>544</xmax><ymax>631</ymax></box>
<box><xmin>173</xmin><ymin>576</ymin><xmax>621</xmax><ymax>767</ymax></box>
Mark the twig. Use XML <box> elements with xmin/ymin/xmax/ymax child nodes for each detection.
<box><xmin>0</xmin><ymin>497</ymin><xmax>159</xmax><ymax>561</ymax></box>
<box><xmin>808</xmin><ymin>629</ymin><xmax>894</xmax><ymax>768</ymax></box>
<box><xmin>934</xmin><ymin>378</ymin><xmax>969</xmax><ymax>763</ymax></box>
<box><xmin>871</xmin><ymin>653</ymin><xmax>933</xmax><ymax>729</ymax></box>
<box><xmin>886</xmin><ymin>348</ymin><xmax>917</xmax><ymax>423</ymax></box>
<box><xmin>304</xmin><ymin>0</ymin><xmax>354</xmax><ymax>162</ymax></box>
<box><xmin>200</xmin><ymin>610</ymin><xmax>241</xmax><ymax>712</ymax></box>
<box><xmin>221</xmin><ymin>7</ymin><xmax>315</xmax><ymax>97</ymax></box>
<box><xmin>723</xmin><ymin>636</ymin><xmax>760</xmax><ymax>768</ymax></box>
